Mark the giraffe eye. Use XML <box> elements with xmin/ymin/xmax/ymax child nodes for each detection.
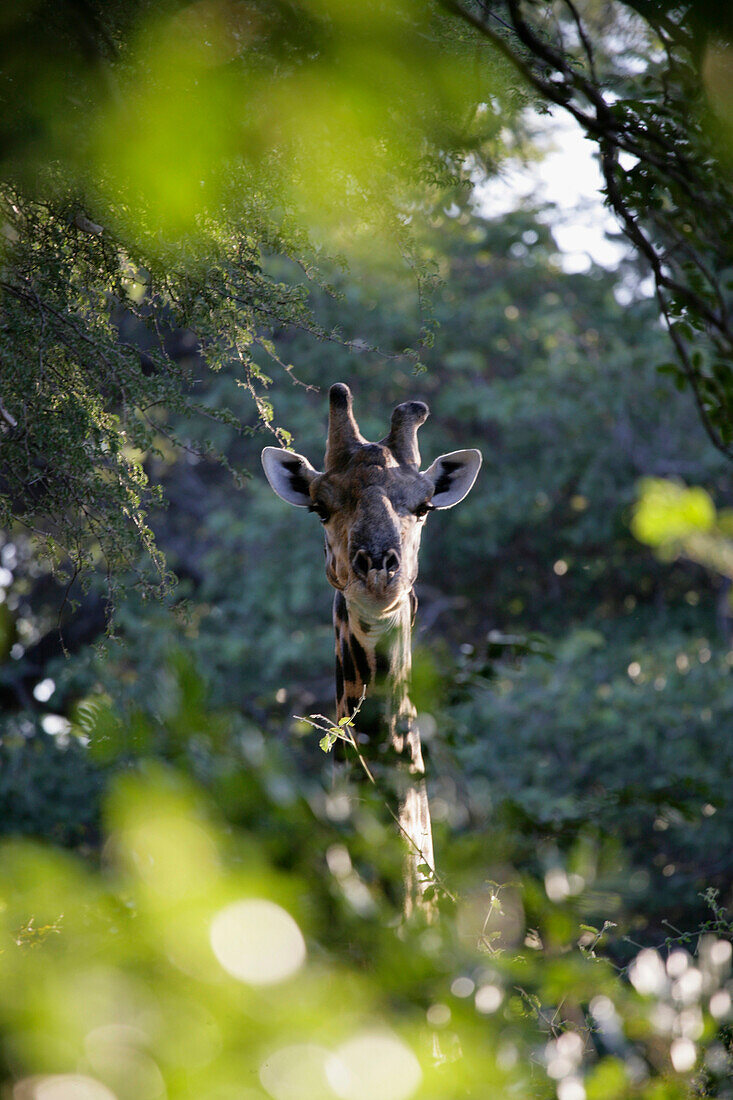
<box><xmin>413</xmin><ymin>501</ymin><xmax>434</xmax><ymax>518</ymax></box>
<box><xmin>309</xmin><ymin>501</ymin><xmax>331</xmax><ymax>523</ymax></box>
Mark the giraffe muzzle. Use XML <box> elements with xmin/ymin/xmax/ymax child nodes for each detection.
<box><xmin>351</xmin><ymin>547</ymin><xmax>401</xmax><ymax>587</ymax></box>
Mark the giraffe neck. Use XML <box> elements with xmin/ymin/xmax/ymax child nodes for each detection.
<box><xmin>333</xmin><ymin>588</ymin><xmax>434</xmax><ymax>915</ymax></box>
<box><xmin>333</xmin><ymin>589</ymin><xmax>415</xmax><ymax>737</ymax></box>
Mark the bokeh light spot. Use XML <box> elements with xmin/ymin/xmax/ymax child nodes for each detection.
<box><xmin>450</xmin><ymin>976</ymin><xmax>475</xmax><ymax>998</ymax></box>
<box><xmin>33</xmin><ymin>678</ymin><xmax>55</xmax><ymax>702</ymax></box>
<box><xmin>709</xmin><ymin>939</ymin><xmax>732</xmax><ymax>967</ymax></box>
<box><xmin>14</xmin><ymin>1076</ymin><xmax>117</xmax><ymax>1100</ymax></box>
<box><xmin>327</xmin><ymin>1032</ymin><xmax>422</xmax><ymax>1100</ymax></box>
<box><xmin>260</xmin><ymin>1044</ymin><xmax>331</xmax><ymax>1100</ymax></box>
<box><xmin>629</xmin><ymin>949</ymin><xmax>667</xmax><ymax>996</ymax></box>
<box><xmin>666</xmin><ymin>949</ymin><xmax>689</xmax><ymax>978</ymax></box>
<box><xmin>557</xmin><ymin>1078</ymin><xmax>585</xmax><ymax>1100</ymax></box>
<box><xmin>670</xmin><ymin>1037</ymin><xmax>696</xmax><ymax>1073</ymax></box>
<box><xmin>426</xmin><ymin>1003</ymin><xmax>451</xmax><ymax>1027</ymax></box>
<box><xmin>210</xmin><ymin>899</ymin><xmax>306</xmax><ymax>985</ymax></box>
<box><xmin>709</xmin><ymin>990</ymin><xmax>731</xmax><ymax>1019</ymax></box>
<box><xmin>474</xmin><ymin>983</ymin><xmax>502</xmax><ymax>1014</ymax></box>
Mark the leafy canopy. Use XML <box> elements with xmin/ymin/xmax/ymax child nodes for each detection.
<box><xmin>4</xmin><ymin>1</ymin><xmax>733</xmax><ymax>589</ymax></box>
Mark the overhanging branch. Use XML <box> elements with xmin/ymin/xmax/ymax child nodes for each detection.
<box><xmin>440</xmin><ymin>0</ymin><xmax>733</xmax><ymax>460</ymax></box>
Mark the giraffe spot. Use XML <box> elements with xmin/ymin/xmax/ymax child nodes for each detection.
<box><xmin>350</xmin><ymin>634</ymin><xmax>372</xmax><ymax>685</ymax></box>
<box><xmin>359</xmin><ymin>619</ymin><xmax>371</xmax><ymax>634</ymax></box>
<box><xmin>346</xmin><ymin>694</ymin><xmax>361</xmax><ymax>715</ymax></box>
<box><xmin>341</xmin><ymin>640</ymin><xmax>356</xmax><ymax>683</ymax></box>
<box><xmin>335</xmin><ymin>656</ymin><xmax>344</xmax><ymax>703</ymax></box>
<box><xmin>375</xmin><ymin>651</ymin><xmax>390</xmax><ymax>679</ymax></box>
<box><xmin>335</xmin><ymin>591</ymin><xmax>348</xmax><ymax>623</ymax></box>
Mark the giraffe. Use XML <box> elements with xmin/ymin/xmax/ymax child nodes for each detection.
<box><xmin>262</xmin><ymin>383</ymin><xmax>481</xmax><ymax>913</ymax></box>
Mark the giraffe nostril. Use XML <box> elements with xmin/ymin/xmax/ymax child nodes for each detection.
<box><xmin>352</xmin><ymin>549</ymin><xmax>372</xmax><ymax>579</ymax></box>
<box><xmin>384</xmin><ymin>549</ymin><xmax>400</xmax><ymax>577</ymax></box>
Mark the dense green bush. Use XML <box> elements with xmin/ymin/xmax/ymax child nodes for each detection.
<box><xmin>0</xmin><ymin>719</ymin><xmax>104</xmax><ymax>848</ymax></box>
<box><xmin>450</xmin><ymin>624</ymin><xmax>733</xmax><ymax>937</ymax></box>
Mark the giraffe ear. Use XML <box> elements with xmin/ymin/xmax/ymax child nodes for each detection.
<box><xmin>424</xmin><ymin>449</ymin><xmax>482</xmax><ymax>509</ymax></box>
<box><xmin>261</xmin><ymin>447</ymin><xmax>319</xmax><ymax>507</ymax></box>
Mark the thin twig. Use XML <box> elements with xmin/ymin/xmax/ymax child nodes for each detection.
<box><xmin>295</xmin><ymin>695</ymin><xmax>456</xmax><ymax>902</ymax></box>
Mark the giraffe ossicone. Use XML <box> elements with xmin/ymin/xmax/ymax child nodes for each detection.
<box><xmin>262</xmin><ymin>382</ymin><xmax>481</xmax><ymax>913</ymax></box>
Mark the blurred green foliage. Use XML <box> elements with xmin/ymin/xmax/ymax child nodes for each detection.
<box><xmin>1</xmin><ymin>4</ymin><xmax>733</xmax><ymax>1093</ymax></box>
<box><xmin>634</xmin><ymin>479</ymin><xmax>733</xmax><ymax>583</ymax></box>
<box><xmin>2</xmin><ymin>0</ymin><xmax>515</xmax><ymax>238</ymax></box>
<box><xmin>634</xmin><ymin>482</ymin><xmax>718</xmax><ymax>549</ymax></box>
<box><xmin>0</xmin><ymin>671</ymin><xmax>731</xmax><ymax>1098</ymax></box>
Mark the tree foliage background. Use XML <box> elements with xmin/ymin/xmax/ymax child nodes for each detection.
<box><xmin>0</xmin><ymin>2</ymin><xmax>732</xmax><ymax>1098</ymax></box>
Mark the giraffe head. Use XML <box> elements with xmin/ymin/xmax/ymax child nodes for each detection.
<box><xmin>262</xmin><ymin>383</ymin><xmax>481</xmax><ymax>611</ymax></box>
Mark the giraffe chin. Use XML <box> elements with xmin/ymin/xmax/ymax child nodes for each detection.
<box><xmin>345</xmin><ymin>572</ymin><xmax>409</xmax><ymax>615</ymax></box>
